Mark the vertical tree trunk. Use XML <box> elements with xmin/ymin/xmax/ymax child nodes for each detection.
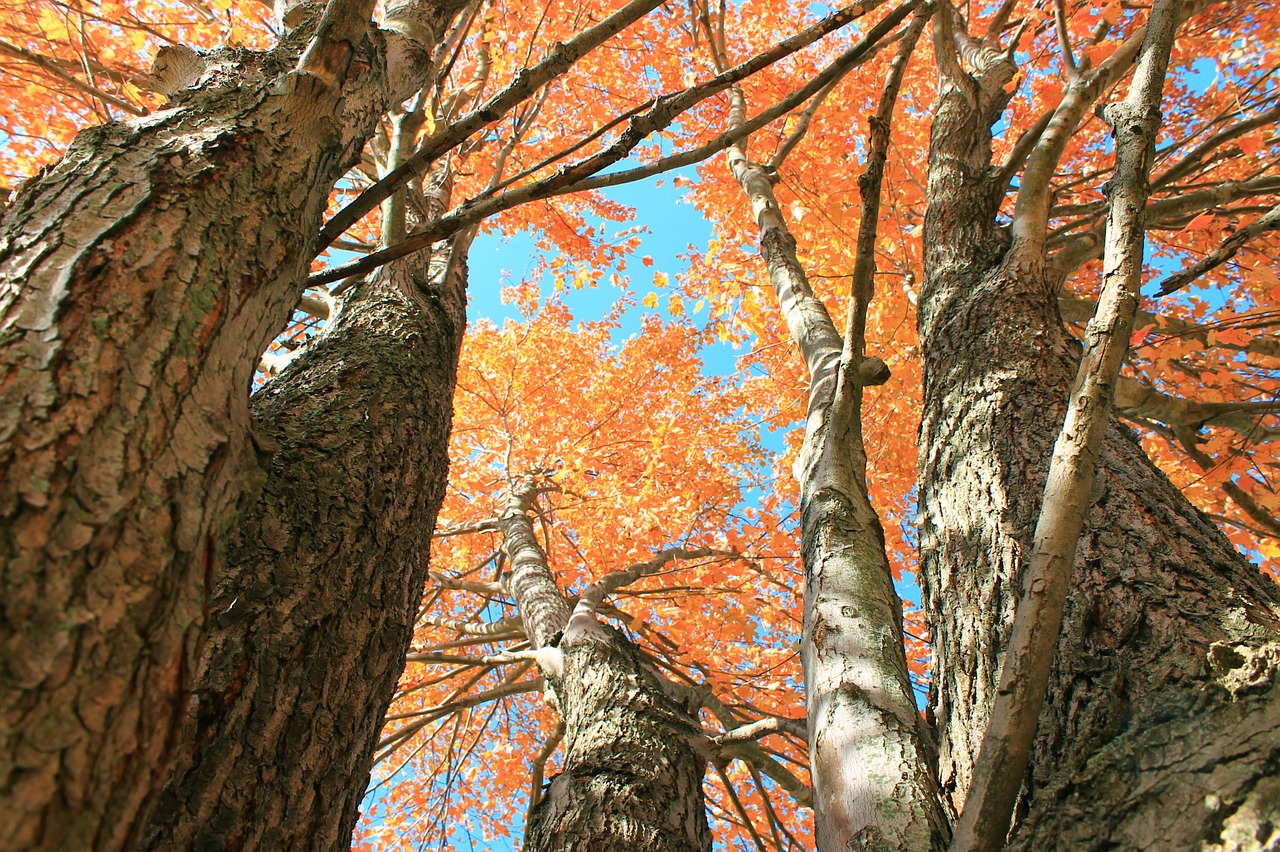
<box><xmin>719</xmin><ymin>13</ymin><xmax>947</xmax><ymax>839</ymax></box>
<box><xmin>948</xmin><ymin>7</ymin><xmax>1185</xmax><ymax>846</ymax></box>
<box><xmin>0</xmin><ymin>4</ymin><xmax>457</xmax><ymax>845</ymax></box>
<box><xmin>141</xmin><ymin>241</ymin><xmax>467</xmax><ymax>850</ymax></box>
<box><xmin>496</xmin><ymin>480</ymin><xmax>712</xmax><ymax>852</ymax></box>
<box><xmin>524</xmin><ymin>630</ymin><xmax>712</xmax><ymax>852</ymax></box>
<box><xmin>918</xmin><ymin>13</ymin><xmax>1280</xmax><ymax>845</ymax></box>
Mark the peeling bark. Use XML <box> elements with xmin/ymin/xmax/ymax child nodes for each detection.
<box><xmin>0</xmin><ymin>3</ymin><xmax>460</xmax><ymax>846</ymax></box>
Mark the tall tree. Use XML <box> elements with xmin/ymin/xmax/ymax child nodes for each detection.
<box><xmin>916</xmin><ymin>0</ymin><xmax>1280</xmax><ymax>843</ymax></box>
<box><xmin>1</xmin><ymin>1</ymin><xmax>863</xmax><ymax>847</ymax></box>
<box><xmin>2</xmin><ymin>0</ymin><xmax>1280</xmax><ymax>849</ymax></box>
<box><xmin>702</xmin><ymin>1</ymin><xmax>946</xmax><ymax>845</ymax></box>
<box><xmin>368</xmin><ymin>301</ymin><xmax>814</xmax><ymax>848</ymax></box>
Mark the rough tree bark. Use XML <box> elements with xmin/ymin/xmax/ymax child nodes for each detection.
<box><xmin>918</xmin><ymin>4</ymin><xmax>1280</xmax><ymax>846</ymax></box>
<box><xmin>949</xmin><ymin>3</ymin><xmax>1183</xmax><ymax>846</ymax></box>
<box><xmin>140</xmin><ymin>238</ymin><xmax>468</xmax><ymax>850</ymax></box>
<box><xmin>496</xmin><ymin>478</ymin><xmax>713</xmax><ymax>852</ymax></box>
<box><xmin>0</xmin><ymin>2</ymin><xmax>458</xmax><ymax>847</ymax></box>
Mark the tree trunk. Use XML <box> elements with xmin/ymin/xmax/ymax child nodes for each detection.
<box><xmin>721</xmin><ymin>18</ymin><xmax>947</xmax><ymax>835</ymax></box>
<box><xmin>140</xmin><ymin>241</ymin><xmax>467</xmax><ymax>850</ymax></box>
<box><xmin>918</xmin><ymin>23</ymin><xmax>1280</xmax><ymax>845</ymax></box>
<box><xmin>494</xmin><ymin>479</ymin><xmax>711</xmax><ymax>852</ymax></box>
<box><xmin>0</xmin><ymin>5</ymin><xmax>456</xmax><ymax>845</ymax></box>
<box><xmin>524</xmin><ymin>629</ymin><xmax>712</xmax><ymax>852</ymax></box>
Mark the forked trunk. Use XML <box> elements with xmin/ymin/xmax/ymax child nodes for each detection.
<box><xmin>918</xmin><ymin>40</ymin><xmax>1280</xmax><ymax>845</ymax></box>
<box><xmin>0</xmin><ymin>4</ymin><xmax>456</xmax><ymax>844</ymax></box>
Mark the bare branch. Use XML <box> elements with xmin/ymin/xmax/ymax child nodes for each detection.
<box><xmin>1009</xmin><ymin>13</ymin><xmax>1153</xmax><ymax>254</ymax></box>
<box><xmin>310</xmin><ymin>1</ymin><xmax>911</xmax><ymax>288</ymax></box>
<box><xmin>713</xmin><ymin>715</ymin><xmax>809</xmax><ymax>745</ymax></box>
<box><xmin>768</xmin><ymin>74</ymin><xmax>844</xmax><ymax>170</ymax></box>
<box><xmin>526</xmin><ymin>721</ymin><xmax>565</xmax><ymax>820</ymax></box>
<box><xmin>1115</xmin><ymin>378</ymin><xmax>1280</xmax><ymax>443</ymax></box>
<box><xmin>427</xmin><ymin>571</ymin><xmax>505</xmax><ymax>596</ymax></box>
<box><xmin>700</xmin><ymin>692</ymin><xmax>814</xmax><ymax>808</ymax></box>
<box><xmin>0</xmin><ymin>38</ymin><xmax>147</xmax><ymax>116</ymax></box>
<box><xmin>376</xmin><ymin>675</ymin><xmax>543</xmax><ymax>759</ymax></box>
<box><xmin>315</xmin><ymin>0</ymin><xmax>667</xmax><ymax>250</ymax></box>
<box><xmin>420</xmin><ymin>613</ymin><xmax>525</xmax><ymax>636</ymax></box>
<box><xmin>1156</xmin><ymin>202</ymin><xmax>1280</xmax><ymax>296</ymax></box>
<box><xmin>1052</xmin><ymin>0</ymin><xmax>1079</xmax><ymax>82</ymax></box>
<box><xmin>570</xmin><ymin>547</ymin><xmax>733</xmax><ymax>622</ymax></box>
<box><xmin>982</xmin><ymin>0</ymin><xmax>1021</xmax><ymax>46</ymax></box>
<box><xmin>433</xmin><ymin>518</ymin><xmax>500</xmax><ymax>537</ymax></box>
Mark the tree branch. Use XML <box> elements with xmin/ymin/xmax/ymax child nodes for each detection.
<box><xmin>309</xmin><ymin>1</ymin><xmax>911</xmax><ymax>288</ymax></box>
<box><xmin>1155</xmin><ymin>201</ymin><xmax>1280</xmax><ymax>296</ymax></box>
<box><xmin>1174</xmin><ymin>429</ymin><xmax>1280</xmax><ymax>539</ymax></box>
<box><xmin>1059</xmin><ymin>296</ymin><xmax>1280</xmax><ymax>359</ymax></box>
<box><xmin>526</xmin><ymin>720</ymin><xmax>565</xmax><ymax>820</ymax></box>
<box><xmin>0</xmin><ymin>37</ymin><xmax>147</xmax><ymax>116</ymax></box>
<box><xmin>1153</xmin><ymin>104</ymin><xmax>1280</xmax><ymax>189</ymax></box>
<box><xmin>713</xmin><ymin>715</ymin><xmax>809</xmax><ymax>745</ymax></box>
<box><xmin>1114</xmin><ymin>378</ymin><xmax>1280</xmax><ymax>443</ymax></box>
<box><xmin>314</xmin><ymin>0</ymin><xmax>667</xmax><ymax>250</ymax></box>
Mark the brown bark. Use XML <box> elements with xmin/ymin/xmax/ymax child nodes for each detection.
<box><xmin>1009</xmin><ymin>641</ymin><xmax>1280</xmax><ymax>851</ymax></box>
<box><xmin>949</xmin><ymin>4</ymin><xmax>1182</xmax><ymax>846</ymax></box>
<box><xmin>141</xmin><ymin>241</ymin><xmax>467</xmax><ymax>850</ymax></box>
<box><xmin>918</xmin><ymin>5</ymin><xmax>1280</xmax><ymax>845</ymax></box>
<box><xmin>0</xmin><ymin>4</ymin><xmax>459</xmax><ymax>846</ymax></box>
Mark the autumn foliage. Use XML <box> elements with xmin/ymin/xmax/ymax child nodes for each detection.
<box><xmin>2</xmin><ymin>0</ymin><xmax>1278</xmax><ymax>848</ymax></box>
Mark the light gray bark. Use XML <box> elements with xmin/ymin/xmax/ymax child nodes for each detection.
<box><xmin>720</xmin><ymin>9</ymin><xmax>947</xmax><ymax>846</ymax></box>
<box><xmin>494</xmin><ymin>479</ymin><xmax>712</xmax><ymax>852</ymax></box>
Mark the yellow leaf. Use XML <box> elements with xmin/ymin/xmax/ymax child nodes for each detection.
<box><xmin>642</xmin><ymin>292</ymin><xmax>659</xmax><ymax>308</ymax></box>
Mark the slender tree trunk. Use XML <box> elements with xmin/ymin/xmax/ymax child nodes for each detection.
<box><xmin>0</xmin><ymin>4</ymin><xmax>456</xmax><ymax>846</ymax></box>
<box><xmin>718</xmin><ymin>12</ymin><xmax>947</xmax><ymax>842</ymax></box>
<box><xmin>141</xmin><ymin>240</ymin><xmax>467</xmax><ymax>850</ymax></box>
<box><xmin>748</xmin><ymin>210</ymin><xmax>944</xmax><ymax>851</ymax></box>
<box><xmin>918</xmin><ymin>12</ymin><xmax>1280</xmax><ymax>845</ymax></box>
